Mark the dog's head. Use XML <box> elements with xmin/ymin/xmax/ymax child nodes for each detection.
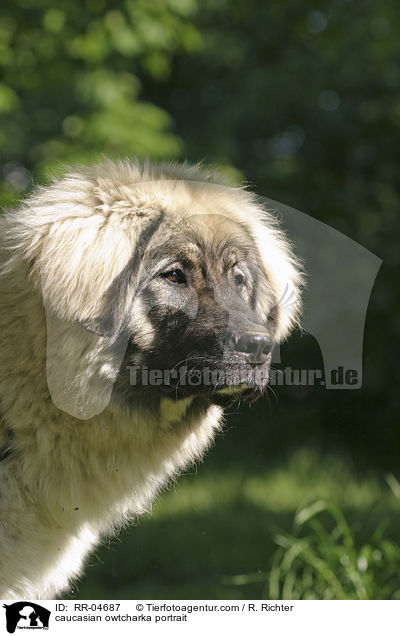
<box><xmin>113</xmin><ymin>212</ymin><xmax>283</xmax><ymax>405</ymax></box>
<box><xmin>3</xmin><ymin>161</ymin><xmax>302</xmax><ymax>417</ymax></box>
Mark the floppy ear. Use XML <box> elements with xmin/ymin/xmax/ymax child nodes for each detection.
<box><xmin>43</xmin><ymin>213</ymin><xmax>165</xmax><ymax>420</ymax></box>
<box><xmin>0</xmin><ymin>167</ymin><xmax>164</xmax><ymax>419</ymax></box>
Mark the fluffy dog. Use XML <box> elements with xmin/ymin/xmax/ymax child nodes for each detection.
<box><xmin>0</xmin><ymin>160</ymin><xmax>302</xmax><ymax>598</ymax></box>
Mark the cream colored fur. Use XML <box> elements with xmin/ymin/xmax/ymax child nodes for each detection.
<box><xmin>0</xmin><ymin>160</ymin><xmax>301</xmax><ymax>599</ymax></box>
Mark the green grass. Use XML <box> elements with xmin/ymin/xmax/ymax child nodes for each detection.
<box><xmin>67</xmin><ymin>449</ymin><xmax>400</xmax><ymax>600</ymax></box>
<box><xmin>226</xmin><ymin>497</ymin><xmax>400</xmax><ymax>599</ymax></box>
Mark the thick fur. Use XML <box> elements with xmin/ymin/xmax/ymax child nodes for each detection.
<box><xmin>0</xmin><ymin>160</ymin><xmax>302</xmax><ymax>599</ymax></box>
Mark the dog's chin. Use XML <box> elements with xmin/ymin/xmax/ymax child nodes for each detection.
<box><xmin>155</xmin><ymin>382</ymin><xmax>267</xmax><ymax>408</ymax></box>
<box><xmin>138</xmin><ymin>358</ymin><xmax>270</xmax><ymax>403</ymax></box>
<box><xmin>113</xmin><ymin>355</ymin><xmax>270</xmax><ymax>409</ymax></box>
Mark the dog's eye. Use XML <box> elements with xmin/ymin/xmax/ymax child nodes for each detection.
<box><xmin>233</xmin><ymin>269</ymin><xmax>246</xmax><ymax>287</ymax></box>
<box><xmin>160</xmin><ymin>269</ymin><xmax>187</xmax><ymax>284</ymax></box>
<box><xmin>234</xmin><ymin>272</ymin><xmax>245</xmax><ymax>287</ymax></box>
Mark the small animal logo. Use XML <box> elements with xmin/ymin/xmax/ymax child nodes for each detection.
<box><xmin>3</xmin><ymin>602</ymin><xmax>51</xmax><ymax>633</ymax></box>
<box><xmin>187</xmin><ymin>369</ymin><xmax>202</xmax><ymax>385</ymax></box>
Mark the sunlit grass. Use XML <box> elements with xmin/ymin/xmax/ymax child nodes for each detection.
<box><xmin>225</xmin><ymin>495</ymin><xmax>400</xmax><ymax>600</ymax></box>
<box><xmin>71</xmin><ymin>449</ymin><xmax>400</xmax><ymax>599</ymax></box>
<box><xmin>223</xmin><ymin>470</ymin><xmax>400</xmax><ymax>600</ymax></box>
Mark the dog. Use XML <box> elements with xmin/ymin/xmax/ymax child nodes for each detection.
<box><xmin>0</xmin><ymin>160</ymin><xmax>302</xmax><ymax>598</ymax></box>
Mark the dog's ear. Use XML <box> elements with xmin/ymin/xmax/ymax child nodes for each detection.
<box><xmin>43</xmin><ymin>213</ymin><xmax>165</xmax><ymax>420</ymax></box>
<box><xmin>257</xmin><ymin>217</ymin><xmax>303</xmax><ymax>341</ymax></box>
<box><xmin>80</xmin><ymin>212</ymin><xmax>164</xmax><ymax>337</ymax></box>
<box><xmin>234</xmin><ymin>198</ymin><xmax>303</xmax><ymax>341</ymax></box>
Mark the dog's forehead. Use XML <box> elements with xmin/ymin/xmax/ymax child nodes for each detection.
<box><xmin>146</xmin><ymin>214</ymin><xmax>255</xmax><ymax>269</ymax></box>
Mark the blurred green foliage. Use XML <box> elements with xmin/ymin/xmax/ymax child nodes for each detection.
<box><xmin>1</xmin><ymin>0</ymin><xmax>400</xmax><ymax>599</ymax></box>
<box><xmin>0</xmin><ymin>0</ymin><xmax>202</xmax><ymax>204</ymax></box>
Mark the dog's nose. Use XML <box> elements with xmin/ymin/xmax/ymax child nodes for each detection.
<box><xmin>230</xmin><ymin>332</ymin><xmax>273</xmax><ymax>364</ymax></box>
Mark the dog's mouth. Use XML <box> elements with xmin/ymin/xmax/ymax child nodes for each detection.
<box><xmin>131</xmin><ymin>356</ymin><xmax>271</xmax><ymax>402</ymax></box>
<box><xmin>156</xmin><ymin>383</ymin><xmax>265</xmax><ymax>409</ymax></box>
